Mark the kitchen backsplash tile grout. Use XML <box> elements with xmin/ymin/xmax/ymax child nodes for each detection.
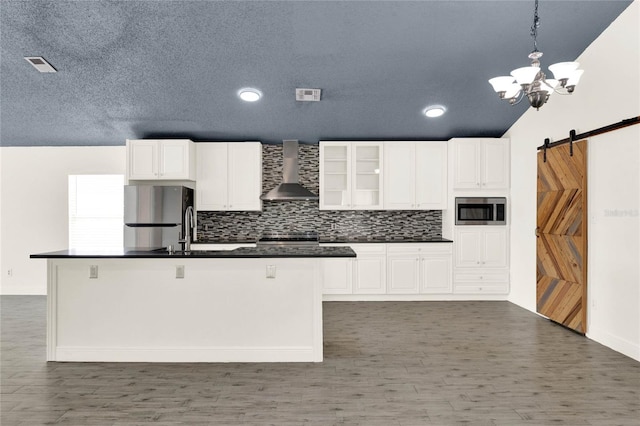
<box><xmin>197</xmin><ymin>144</ymin><xmax>442</xmax><ymax>241</ymax></box>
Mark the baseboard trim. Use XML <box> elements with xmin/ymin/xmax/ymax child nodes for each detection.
<box><xmin>587</xmin><ymin>327</ymin><xmax>640</xmax><ymax>362</ymax></box>
<box><xmin>52</xmin><ymin>345</ymin><xmax>321</xmax><ymax>363</ymax></box>
<box><xmin>323</xmin><ymin>294</ymin><xmax>509</xmax><ymax>302</ymax></box>
<box><xmin>0</xmin><ymin>284</ymin><xmax>46</xmax><ymax>295</ymax></box>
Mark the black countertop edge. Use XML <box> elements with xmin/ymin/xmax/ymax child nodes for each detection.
<box><xmin>192</xmin><ymin>240</ymin><xmax>257</xmax><ymax>244</ymax></box>
<box><xmin>194</xmin><ymin>238</ymin><xmax>453</xmax><ymax>244</ymax></box>
<box><xmin>320</xmin><ymin>238</ymin><xmax>453</xmax><ymax>244</ymax></box>
<box><xmin>30</xmin><ymin>247</ymin><xmax>357</xmax><ymax>259</ymax></box>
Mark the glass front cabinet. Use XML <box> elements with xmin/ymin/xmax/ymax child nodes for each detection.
<box><xmin>319</xmin><ymin>142</ymin><xmax>383</xmax><ymax>210</ymax></box>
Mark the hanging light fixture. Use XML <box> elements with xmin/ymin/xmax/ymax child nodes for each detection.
<box><xmin>488</xmin><ymin>0</ymin><xmax>584</xmax><ymax>110</ymax></box>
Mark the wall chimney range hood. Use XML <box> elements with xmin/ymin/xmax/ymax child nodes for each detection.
<box><xmin>260</xmin><ymin>140</ymin><xmax>319</xmax><ymax>201</ymax></box>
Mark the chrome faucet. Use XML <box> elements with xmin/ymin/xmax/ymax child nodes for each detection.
<box><xmin>179</xmin><ymin>206</ymin><xmax>195</xmax><ymax>252</ymax></box>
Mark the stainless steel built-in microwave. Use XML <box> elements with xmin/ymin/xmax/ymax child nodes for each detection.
<box><xmin>455</xmin><ymin>197</ymin><xmax>507</xmax><ymax>225</ymax></box>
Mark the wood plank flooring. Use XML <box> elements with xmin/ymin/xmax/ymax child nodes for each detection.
<box><xmin>1</xmin><ymin>296</ymin><xmax>638</xmax><ymax>425</ymax></box>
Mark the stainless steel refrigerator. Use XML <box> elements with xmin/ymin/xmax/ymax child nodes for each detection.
<box><xmin>124</xmin><ymin>185</ymin><xmax>194</xmax><ymax>249</ymax></box>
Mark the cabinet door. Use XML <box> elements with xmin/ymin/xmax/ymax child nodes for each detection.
<box><xmin>128</xmin><ymin>140</ymin><xmax>158</xmax><ymax>179</ymax></box>
<box><xmin>452</xmin><ymin>140</ymin><xmax>481</xmax><ymax>189</ymax></box>
<box><xmin>353</xmin><ymin>255</ymin><xmax>386</xmax><ymax>294</ymax></box>
<box><xmin>387</xmin><ymin>254</ymin><xmax>420</xmax><ymax>294</ymax></box>
<box><xmin>420</xmin><ymin>256</ymin><xmax>452</xmax><ymax>294</ymax></box>
<box><xmin>159</xmin><ymin>140</ymin><xmax>191</xmax><ymax>179</ymax></box>
<box><xmin>481</xmin><ymin>139</ymin><xmax>510</xmax><ymax>189</ymax></box>
<box><xmin>415</xmin><ymin>142</ymin><xmax>447</xmax><ymax>209</ymax></box>
<box><xmin>383</xmin><ymin>142</ymin><xmax>415</xmax><ymax>209</ymax></box>
<box><xmin>320</xmin><ymin>143</ymin><xmax>351</xmax><ymax>210</ymax></box>
<box><xmin>454</xmin><ymin>228</ymin><xmax>482</xmax><ymax>267</ymax></box>
<box><xmin>228</xmin><ymin>143</ymin><xmax>262</xmax><ymax>211</ymax></box>
<box><xmin>352</xmin><ymin>143</ymin><xmax>383</xmax><ymax>209</ymax></box>
<box><xmin>481</xmin><ymin>228</ymin><xmax>508</xmax><ymax>267</ymax></box>
<box><xmin>322</xmin><ymin>258</ymin><xmax>353</xmax><ymax>294</ymax></box>
<box><xmin>196</xmin><ymin>143</ymin><xmax>228</xmax><ymax>210</ymax></box>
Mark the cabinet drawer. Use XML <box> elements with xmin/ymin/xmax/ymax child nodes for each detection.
<box><xmin>387</xmin><ymin>243</ymin><xmax>452</xmax><ymax>255</ymax></box>
<box><xmin>454</xmin><ymin>283</ymin><xmax>509</xmax><ymax>294</ymax></box>
<box><xmin>454</xmin><ymin>271</ymin><xmax>509</xmax><ymax>282</ymax></box>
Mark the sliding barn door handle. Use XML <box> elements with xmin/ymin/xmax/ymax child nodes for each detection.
<box><xmin>535</xmin><ymin>227</ymin><xmax>541</xmax><ymax>238</ymax></box>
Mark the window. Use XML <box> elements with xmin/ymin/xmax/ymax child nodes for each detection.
<box><xmin>68</xmin><ymin>175</ymin><xmax>124</xmax><ymax>250</ymax></box>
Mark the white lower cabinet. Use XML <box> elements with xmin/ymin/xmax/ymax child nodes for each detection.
<box><xmin>453</xmin><ymin>226</ymin><xmax>509</xmax><ymax>294</ymax></box>
<box><xmin>353</xmin><ymin>244</ymin><xmax>386</xmax><ymax>294</ymax></box>
<box><xmin>321</xmin><ymin>258</ymin><xmax>353</xmax><ymax>294</ymax></box>
<box><xmin>453</xmin><ymin>271</ymin><xmax>509</xmax><ymax>294</ymax></box>
<box><xmin>322</xmin><ymin>243</ymin><xmax>455</xmax><ymax>297</ymax></box>
<box><xmin>321</xmin><ymin>244</ymin><xmax>386</xmax><ymax>294</ymax></box>
<box><xmin>387</xmin><ymin>244</ymin><xmax>452</xmax><ymax>294</ymax></box>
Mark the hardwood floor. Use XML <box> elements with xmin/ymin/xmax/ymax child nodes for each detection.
<box><xmin>1</xmin><ymin>296</ymin><xmax>638</xmax><ymax>425</ymax></box>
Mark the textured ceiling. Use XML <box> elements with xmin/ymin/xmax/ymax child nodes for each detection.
<box><xmin>0</xmin><ymin>0</ymin><xmax>633</xmax><ymax>146</ymax></box>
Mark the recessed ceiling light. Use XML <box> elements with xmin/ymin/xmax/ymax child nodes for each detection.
<box><xmin>238</xmin><ymin>88</ymin><xmax>262</xmax><ymax>102</ymax></box>
<box><xmin>424</xmin><ymin>105</ymin><xmax>446</xmax><ymax>118</ymax></box>
<box><xmin>24</xmin><ymin>56</ymin><xmax>57</xmax><ymax>73</ymax></box>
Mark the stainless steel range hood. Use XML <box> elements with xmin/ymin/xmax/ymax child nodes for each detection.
<box><xmin>260</xmin><ymin>139</ymin><xmax>319</xmax><ymax>201</ymax></box>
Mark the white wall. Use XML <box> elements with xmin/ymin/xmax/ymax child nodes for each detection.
<box><xmin>0</xmin><ymin>146</ymin><xmax>126</xmax><ymax>294</ymax></box>
<box><xmin>0</xmin><ymin>147</ymin><xmax>3</xmax><ymax>288</ymax></box>
<box><xmin>505</xmin><ymin>0</ymin><xmax>640</xmax><ymax>360</ymax></box>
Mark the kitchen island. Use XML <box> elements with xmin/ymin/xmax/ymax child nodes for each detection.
<box><xmin>31</xmin><ymin>246</ymin><xmax>356</xmax><ymax>363</ymax></box>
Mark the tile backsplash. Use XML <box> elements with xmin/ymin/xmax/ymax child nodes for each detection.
<box><xmin>196</xmin><ymin>144</ymin><xmax>442</xmax><ymax>241</ymax></box>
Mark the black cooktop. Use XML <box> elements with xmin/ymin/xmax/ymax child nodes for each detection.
<box><xmin>257</xmin><ymin>231</ymin><xmax>319</xmax><ymax>246</ymax></box>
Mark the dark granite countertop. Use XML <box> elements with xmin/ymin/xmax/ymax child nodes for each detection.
<box><xmin>194</xmin><ymin>238</ymin><xmax>453</xmax><ymax>245</ymax></box>
<box><xmin>319</xmin><ymin>237</ymin><xmax>453</xmax><ymax>244</ymax></box>
<box><xmin>192</xmin><ymin>240</ymin><xmax>257</xmax><ymax>245</ymax></box>
<box><xmin>31</xmin><ymin>246</ymin><xmax>356</xmax><ymax>259</ymax></box>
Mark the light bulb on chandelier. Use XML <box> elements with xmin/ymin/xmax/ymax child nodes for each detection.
<box><xmin>488</xmin><ymin>0</ymin><xmax>584</xmax><ymax>110</ymax></box>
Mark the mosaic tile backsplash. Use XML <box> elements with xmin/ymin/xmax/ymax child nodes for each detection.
<box><xmin>197</xmin><ymin>144</ymin><xmax>442</xmax><ymax>241</ymax></box>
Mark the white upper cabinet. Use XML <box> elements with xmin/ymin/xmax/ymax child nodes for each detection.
<box><xmin>319</xmin><ymin>142</ymin><xmax>383</xmax><ymax>210</ymax></box>
<box><xmin>384</xmin><ymin>141</ymin><xmax>447</xmax><ymax>210</ymax></box>
<box><xmin>227</xmin><ymin>143</ymin><xmax>263</xmax><ymax>210</ymax></box>
<box><xmin>127</xmin><ymin>139</ymin><xmax>196</xmax><ymax>181</ymax></box>
<box><xmin>196</xmin><ymin>142</ymin><xmax>262</xmax><ymax>211</ymax></box>
<box><xmin>451</xmin><ymin>138</ymin><xmax>509</xmax><ymax>190</ymax></box>
<box><xmin>196</xmin><ymin>143</ymin><xmax>227</xmax><ymax>210</ymax></box>
<box><xmin>383</xmin><ymin>142</ymin><xmax>415</xmax><ymax>209</ymax></box>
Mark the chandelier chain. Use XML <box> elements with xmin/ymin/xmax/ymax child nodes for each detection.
<box><xmin>530</xmin><ymin>0</ymin><xmax>540</xmax><ymax>53</ymax></box>
<box><xmin>488</xmin><ymin>0</ymin><xmax>583</xmax><ymax>110</ymax></box>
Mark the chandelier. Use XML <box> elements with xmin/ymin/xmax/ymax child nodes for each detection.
<box><xmin>488</xmin><ymin>0</ymin><xmax>584</xmax><ymax>110</ymax></box>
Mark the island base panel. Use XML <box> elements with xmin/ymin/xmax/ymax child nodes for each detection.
<box><xmin>47</xmin><ymin>258</ymin><xmax>323</xmax><ymax>362</ymax></box>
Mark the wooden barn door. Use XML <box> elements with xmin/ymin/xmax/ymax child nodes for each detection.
<box><xmin>536</xmin><ymin>140</ymin><xmax>588</xmax><ymax>334</ymax></box>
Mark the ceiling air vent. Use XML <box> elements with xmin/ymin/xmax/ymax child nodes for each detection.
<box><xmin>24</xmin><ymin>56</ymin><xmax>57</xmax><ymax>73</ymax></box>
<box><xmin>295</xmin><ymin>88</ymin><xmax>321</xmax><ymax>102</ymax></box>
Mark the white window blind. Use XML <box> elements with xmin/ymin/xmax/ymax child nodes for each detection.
<box><xmin>69</xmin><ymin>175</ymin><xmax>124</xmax><ymax>250</ymax></box>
